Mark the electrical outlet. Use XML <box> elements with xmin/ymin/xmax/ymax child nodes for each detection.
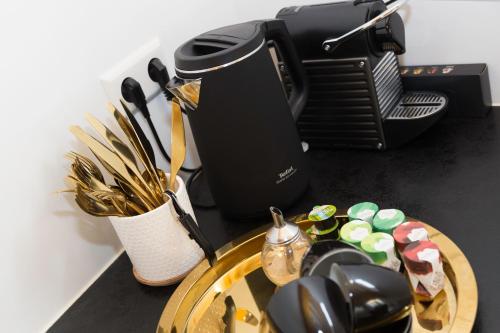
<box><xmin>100</xmin><ymin>37</ymin><xmax>164</xmax><ymax>110</ymax></box>
<box><xmin>99</xmin><ymin>38</ymin><xmax>202</xmax><ymax>171</ymax></box>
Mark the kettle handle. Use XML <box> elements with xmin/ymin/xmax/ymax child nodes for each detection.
<box><xmin>263</xmin><ymin>20</ymin><xmax>309</xmax><ymax>121</ymax></box>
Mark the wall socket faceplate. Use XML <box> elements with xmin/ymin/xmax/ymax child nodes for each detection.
<box><xmin>99</xmin><ymin>38</ymin><xmax>202</xmax><ymax>170</ymax></box>
<box><xmin>100</xmin><ymin>37</ymin><xmax>164</xmax><ymax>111</ymax></box>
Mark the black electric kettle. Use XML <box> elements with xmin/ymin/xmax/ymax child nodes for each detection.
<box><xmin>172</xmin><ymin>20</ymin><xmax>309</xmax><ymax>219</ymax></box>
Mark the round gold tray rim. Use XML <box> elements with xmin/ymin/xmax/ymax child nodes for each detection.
<box><xmin>157</xmin><ymin>215</ymin><xmax>478</xmax><ymax>333</ymax></box>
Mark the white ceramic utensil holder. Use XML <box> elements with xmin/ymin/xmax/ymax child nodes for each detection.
<box><xmin>108</xmin><ymin>175</ymin><xmax>204</xmax><ymax>286</ymax></box>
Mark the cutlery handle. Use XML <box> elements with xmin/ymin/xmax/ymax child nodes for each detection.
<box><xmin>170</xmin><ymin>99</ymin><xmax>186</xmax><ymax>190</ymax></box>
<box><xmin>123</xmin><ymin>104</ymin><xmax>157</xmax><ymax>167</ymax></box>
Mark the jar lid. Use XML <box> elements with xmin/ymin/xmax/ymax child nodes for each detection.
<box><xmin>266</xmin><ymin>207</ymin><xmax>300</xmax><ymax>244</ymax></box>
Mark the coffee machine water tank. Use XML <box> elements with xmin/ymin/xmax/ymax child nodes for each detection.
<box><xmin>173</xmin><ymin>20</ymin><xmax>310</xmax><ymax>218</ymax></box>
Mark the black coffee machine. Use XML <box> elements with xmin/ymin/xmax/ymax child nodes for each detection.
<box><xmin>173</xmin><ymin>20</ymin><xmax>310</xmax><ymax>219</ymax></box>
<box><xmin>277</xmin><ymin>0</ymin><xmax>448</xmax><ymax>149</ymax></box>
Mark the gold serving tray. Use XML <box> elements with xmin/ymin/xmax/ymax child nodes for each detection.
<box><xmin>157</xmin><ymin>212</ymin><xmax>478</xmax><ymax>333</ymax></box>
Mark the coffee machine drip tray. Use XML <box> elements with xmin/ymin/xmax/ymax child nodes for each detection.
<box><xmin>383</xmin><ymin>91</ymin><xmax>447</xmax><ymax>148</ymax></box>
<box><xmin>387</xmin><ymin>92</ymin><xmax>447</xmax><ymax>120</ymax></box>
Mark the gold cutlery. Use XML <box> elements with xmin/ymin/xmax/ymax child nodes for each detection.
<box><xmin>66</xmin><ymin>156</ymin><xmax>146</xmax><ymax>216</ymax></box>
<box><xmin>181</xmin><ymin>81</ymin><xmax>200</xmax><ymax>106</ymax></box>
<box><xmin>69</xmin><ymin>125</ymin><xmax>158</xmax><ymax>210</ymax></box>
<box><xmin>64</xmin><ymin>104</ymin><xmax>177</xmax><ymax>217</ymax></box>
<box><xmin>84</xmin><ymin>113</ymin><xmax>161</xmax><ymax>198</ymax></box>
<box><xmin>143</xmin><ymin>168</ymin><xmax>167</xmax><ymax>193</ymax></box>
<box><xmin>67</xmin><ymin>155</ymin><xmax>110</xmax><ymax>192</ymax></box>
<box><xmin>108</xmin><ymin>102</ymin><xmax>163</xmax><ymax>193</ymax></box>
<box><xmin>92</xmin><ymin>155</ymin><xmax>154</xmax><ymax>214</ymax></box>
<box><xmin>167</xmin><ymin>78</ymin><xmax>201</xmax><ymax>110</ymax></box>
<box><xmin>91</xmin><ymin>189</ymin><xmax>145</xmax><ymax>215</ymax></box>
<box><xmin>75</xmin><ymin>185</ymin><xmax>126</xmax><ymax>217</ymax></box>
<box><xmin>169</xmin><ymin>98</ymin><xmax>186</xmax><ymax>191</ymax></box>
<box><xmin>66</xmin><ymin>152</ymin><xmax>105</xmax><ymax>183</ymax></box>
<box><xmin>90</xmin><ymin>189</ymin><xmax>126</xmax><ymax>215</ymax></box>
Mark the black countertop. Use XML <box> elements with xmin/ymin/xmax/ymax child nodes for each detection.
<box><xmin>50</xmin><ymin>111</ymin><xmax>500</xmax><ymax>332</ymax></box>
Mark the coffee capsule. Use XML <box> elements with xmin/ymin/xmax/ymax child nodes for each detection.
<box><xmin>393</xmin><ymin>221</ymin><xmax>429</xmax><ymax>253</ymax></box>
<box><xmin>340</xmin><ymin>220</ymin><xmax>372</xmax><ymax>248</ymax></box>
<box><xmin>402</xmin><ymin>241</ymin><xmax>445</xmax><ymax>299</ymax></box>
<box><xmin>373</xmin><ymin>209</ymin><xmax>405</xmax><ymax>234</ymax></box>
<box><xmin>307</xmin><ymin>205</ymin><xmax>339</xmax><ymax>240</ymax></box>
<box><xmin>347</xmin><ymin>202</ymin><xmax>379</xmax><ymax>224</ymax></box>
<box><xmin>361</xmin><ymin>233</ymin><xmax>401</xmax><ymax>271</ymax></box>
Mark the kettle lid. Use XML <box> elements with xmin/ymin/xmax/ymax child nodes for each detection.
<box><xmin>174</xmin><ymin>21</ymin><xmax>266</xmax><ymax>73</ymax></box>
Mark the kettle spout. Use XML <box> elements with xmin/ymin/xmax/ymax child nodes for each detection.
<box><xmin>166</xmin><ymin>77</ymin><xmax>201</xmax><ymax>110</ymax></box>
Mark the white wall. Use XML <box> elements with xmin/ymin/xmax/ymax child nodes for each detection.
<box><xmin>0</xmin><ymin>0</ymin><xmax>497</xmax><ymax>332</ymax></box>
<box><xmin>399</xmin><ymin>0</ymin><xmax>500</xmax><ymax>103</ymax></box>
<box><xmin>0</xmin><ymin>1</ymin><xmax>241</xmax><ymax>332</ymax></box>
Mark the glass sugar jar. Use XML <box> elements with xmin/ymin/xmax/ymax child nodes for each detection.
<box><xmin>261</xmin><ymin>207</ymin><xmax>312</xmax><ymax>286</ymax></box>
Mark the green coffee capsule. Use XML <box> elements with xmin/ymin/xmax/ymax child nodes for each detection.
<box><xmin>340</xmin><ymin>220</ymin><xmax>372</xmax><ymax>247</ymax></box>
<box><xmin>361</xmin><ymin>232</ymin><xmax>401</xmax><ymax>271</ymax></box>
<box><xmin>307</xmin><ymin>205</ymin><xmax>339</xmax><ymax>240</ymax></box>
<box><xmin>347</xmin><ymin>202</ymin><xmax>379</xmax><ymax>224</ymax></box>
<box><xmin>373</xmin><ymin>209</ymin><xmax>405</xmax><ymax>234</ymax></box>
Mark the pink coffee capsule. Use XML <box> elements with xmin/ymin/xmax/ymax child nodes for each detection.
<box><xmin>402</xmin><ymin>241</ymin><xmax>445</xmax><ymax>299</ymax></box>
<box><xmin>393</xmin><ymin>221</ymin><xmax>429</xmax><ymax>253</ymax></box>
